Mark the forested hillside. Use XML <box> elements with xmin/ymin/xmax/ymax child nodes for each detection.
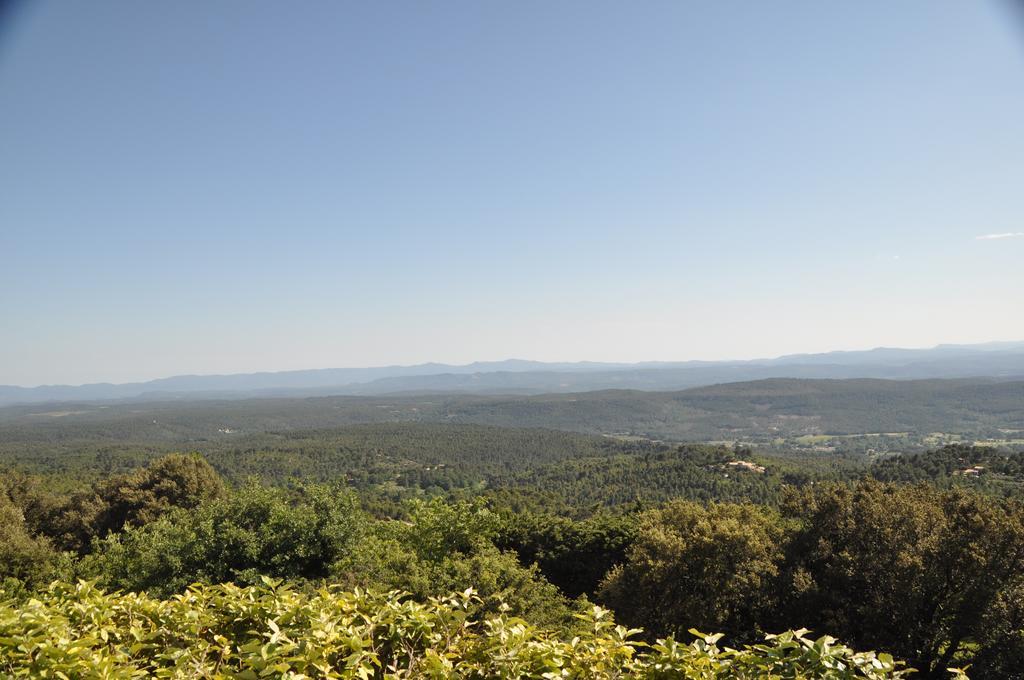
<box><xmin>0</xmin><ymin>421</ymin><xmax>859</xmax><ymax>513</ymax></box>
<box><xmin>4</xmin><ymin>452</ymin><xmax>1022</xmax><ymax>677</ymax></box>
<box><xmin>3</xmin><ymin>378</ymin><xmax>1022</xmax><ymax>445</ymax></box>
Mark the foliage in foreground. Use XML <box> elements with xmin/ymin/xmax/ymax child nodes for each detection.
<box><xmin>7</xmin><ymin>454</ymin><xmax>1022</xmax><ymax>677</ymax></box>
<box><xmin>0</xmin><ymin>580</ymin><xmax>921</xmax><ymax>679</ymax></box>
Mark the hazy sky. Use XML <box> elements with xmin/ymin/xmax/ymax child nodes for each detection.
<box><xmin>2</xmin><ymin>1</ymin><xmax>1024</xmax><ymax>386</ymax></box>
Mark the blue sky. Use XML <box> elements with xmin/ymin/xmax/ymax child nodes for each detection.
<box><xmin>2</xmin><ymin>1</ymin><xmax>1023</xmax><ymax>386</ymax></box>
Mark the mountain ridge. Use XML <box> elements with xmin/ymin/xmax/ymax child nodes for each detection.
<box><xmin>3</xmin><ymin>341</ymin><xmax>1023</xmax><ymax>407</ymax></box>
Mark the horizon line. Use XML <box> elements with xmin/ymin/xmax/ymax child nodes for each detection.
<box><xmin>4</xmin><ymin>339</ymin><xmax>1023</xmax><ymax>390</ymax></box>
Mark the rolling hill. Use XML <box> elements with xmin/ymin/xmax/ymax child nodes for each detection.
<box><xmin>2</xmin><ymin>377</ymin><xmax>1021</xmax><ymax>444</ymax></box>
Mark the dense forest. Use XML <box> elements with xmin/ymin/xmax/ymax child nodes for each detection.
<box><xmin>3</xmin><ymin>378</ymin><xmax>1022</xmax><ymax>445</ymax></box>
<box><xmin>4</xmin><ymin>415</ymin><xmax>1024</xmax><ymax>677</ymax></box>
<box><xmin>2</xmin><ymin>453</ymin><xmax>1020</xmax><ymax>677</ymax></box>
<box><xmin>3</xmin><ymin>385</ymin><xmax>1024</xmax><ymax>677</ymax></box>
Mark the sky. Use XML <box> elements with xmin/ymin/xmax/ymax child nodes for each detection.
<box><xmin>2</xmin><ymin>1</ymin><xmax>1024</xmax><ymax>386</ymax></box>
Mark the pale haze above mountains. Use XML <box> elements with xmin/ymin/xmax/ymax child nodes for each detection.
<box><xmin>2</xmin><ymin>341</ymin><xmax>1023</xmax><ymax>407</ymax></box>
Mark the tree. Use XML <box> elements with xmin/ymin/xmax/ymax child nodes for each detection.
<box><xmin>780</xmin><ymin>481</ymin><xmax>1024</xmax><ymax>678</ymax></box>
<box><xmin>400</xmin><ymin>496</ymin><xmax>499</xmax><ymax>561</ymax></box>
<box><xmin>40</xmin><ymin>453</ymin><xmax>227</xmax><ymax>553</ymax></box>
<box><xmin>332</xmin><ymin>498</ymin><xmax>575</xmax><ymax>625</ymax></box>
<box><xmin>495</xmin><ymin>510</ymin><xmax>637</xmax><ymax>598</ymax></box>
<box><xmin>0</xmin><ymin>493</ymin><xmax>57</xmax><ymax>589</ymax></box>
<box><xmin>597</xmin><ymin>500</ymin><xmax>785</xmax><ymax>639</ymax></box>
<box><xmin>83</xmin><ymin>482</ymin><xmax>361</xmax><ymax>596</ymax></box>
<box><xmin>92</xmin><ymin>452</ymin><xmax>227</xmax><ymax>533</ymax></box>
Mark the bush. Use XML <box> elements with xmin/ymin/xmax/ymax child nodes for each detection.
<box><xmin>0</xmin><ymin>580</ymin><xmax>918</xmax><ymax>679</ymax></box>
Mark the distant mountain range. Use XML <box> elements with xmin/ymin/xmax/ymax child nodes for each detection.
<box><xmin>2</xmin><ymin>341</ymin><xmax>1023</xmax><ymax>407</ymax></box>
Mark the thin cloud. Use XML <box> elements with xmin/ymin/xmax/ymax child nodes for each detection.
<box><xmin>975</xmin><ymin>232</ymin><xmax>1024</xmax><ymax>240</ymax></box>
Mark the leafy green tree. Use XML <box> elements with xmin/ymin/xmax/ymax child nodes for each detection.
<box><xmin>92</xmin><ymin>452</ymin><xmax>227</xmax><ymax>531</ymax></box>
<box><xmin>82</xmin><ymin>482</ymin><xmax>360</xmax><ymax>596</ymax></box>
<box><xmin>495</xmin><ymin>510</ymin><xmax>637</xmax><ymax>598</ymax></box>
<box><xmin>0</xmin><ymin>493</ymin><xmax>58</xmax><ymax>589</ymax></box>
<box><xmin>38</xmin><ymin>453</ymin><xmax>227</xmax><ymax>553</ymax></box>
<box><xmin>401</xmin><ymin>496</ymin><xmax>498</xmax><ymax>560</ymax></box>
<box><xmin>971</xmin><ymin>577</ymin><xmax>1024</xmax><ymax>678</ymax></box>
<box><xmin>597</xmin><ymin>500</ymin><xmax>786</xmax><ymax>639</ymax></box>
<box><xmin>780</xmin><ymin>481</ymin><xmax>1024</xmax><ymax>677</ymax></box>
<box><xmin>0</xmin><ymin>469</ymin><xmax>64</xmax><ymax>539</ymax></box>
<box><xmin>333</xmin><ymin>498</ymin><xmax>575</xmax><ymax>625</ymax></box>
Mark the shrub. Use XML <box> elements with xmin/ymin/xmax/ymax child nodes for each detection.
<box><xmin>0</xmin><ymin>580</ymin><xmax>920</xmax><ymax>679</ymax></box>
